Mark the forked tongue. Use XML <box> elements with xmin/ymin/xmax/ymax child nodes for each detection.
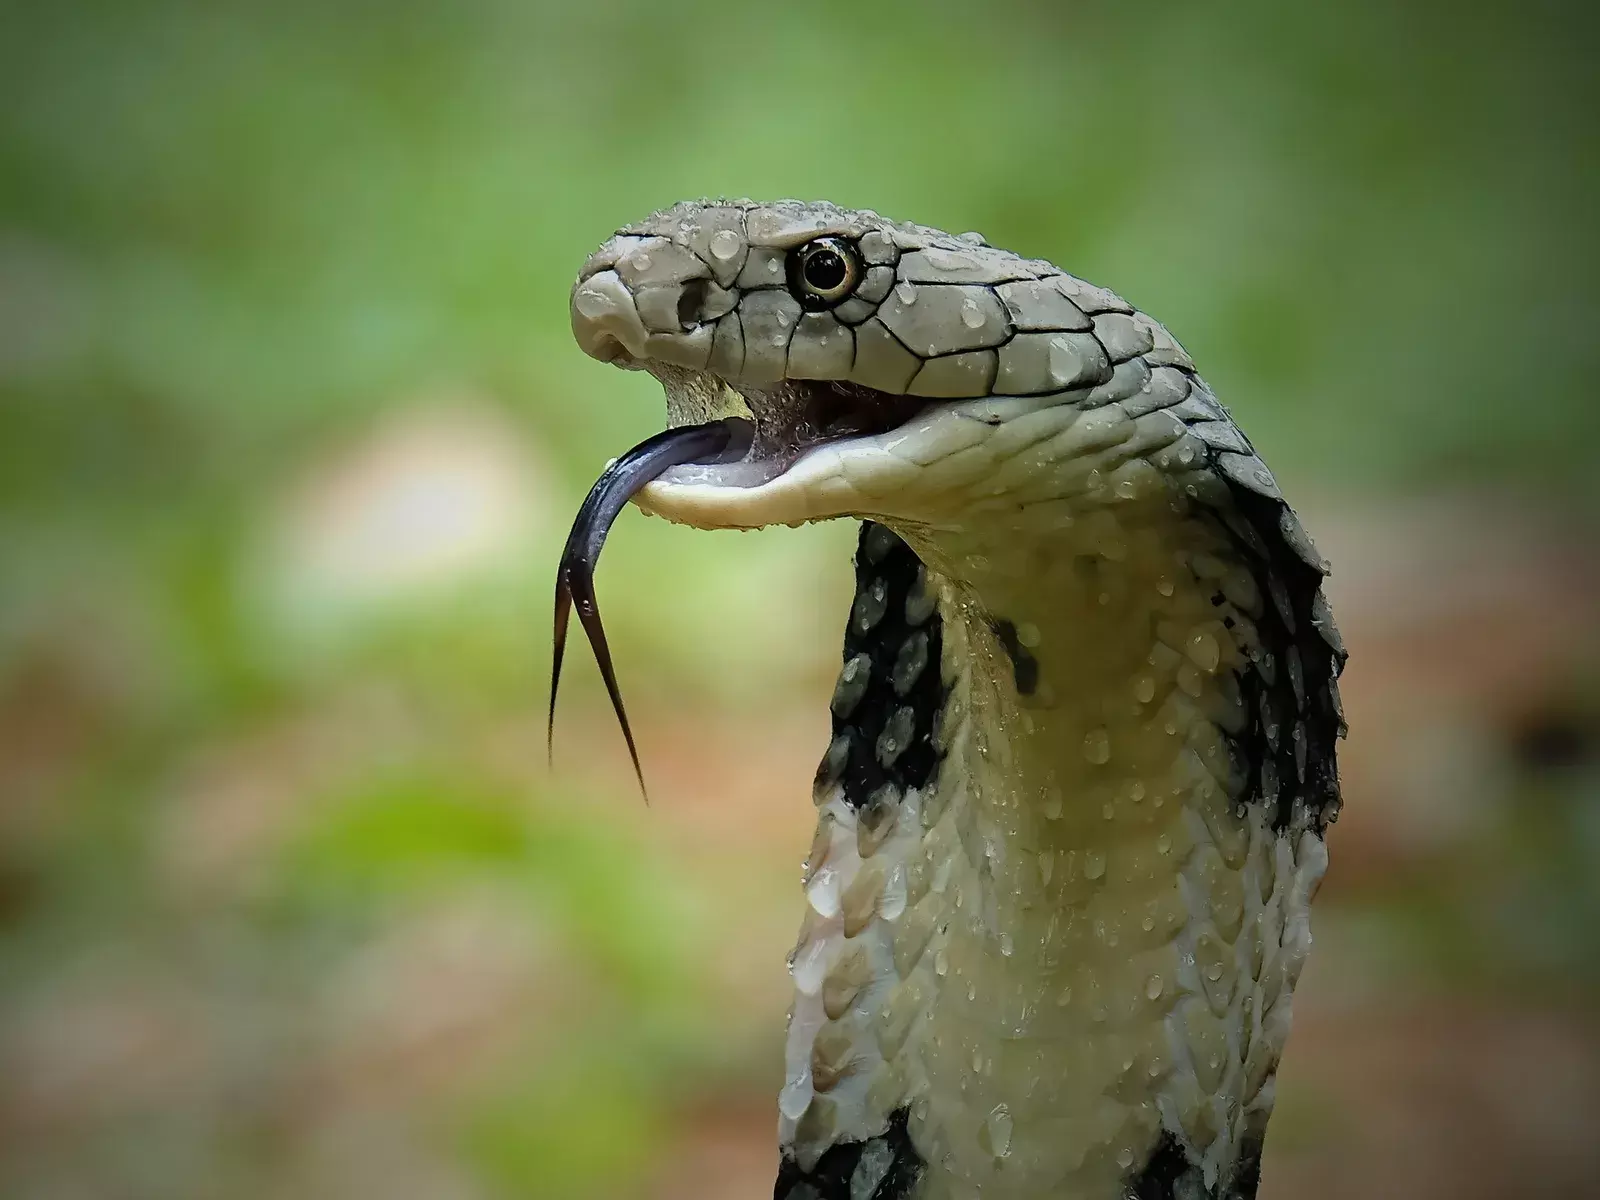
<box><xmin>548</xmin><ymin>419</ymin><xmax>748</xmax><ymax>798</ymax></box>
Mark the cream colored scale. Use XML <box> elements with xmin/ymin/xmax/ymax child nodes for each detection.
<box><xmin>786</xmin><ymin>462</ymin><xmax>1324</xmax><ymax>1198</ymax></box>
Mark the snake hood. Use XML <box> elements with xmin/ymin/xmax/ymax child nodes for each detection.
<box><xmin>565</xmin><ymin>199</ymin><xmax>1346</xmax><ymax>1200</ymax></box>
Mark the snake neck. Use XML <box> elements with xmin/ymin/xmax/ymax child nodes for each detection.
<box><xmin>778</xmin><ymin>501</ymin><xmax>1335</xmax><ymax>1200</ymax></box>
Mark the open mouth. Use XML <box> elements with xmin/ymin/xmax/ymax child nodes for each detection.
<box><xmin>546</xmin><ymin>370</ymin><xmax>927</xmax><ymax>795</ymax></box>
<box><xmin>646</xmin><ymin>368</ymin><xmax>929</xmax><ymax>489</ymax></box>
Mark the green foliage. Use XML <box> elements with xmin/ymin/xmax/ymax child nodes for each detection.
<box><xmin>0</xmin><ymin>1</ymin><xmax>1594</xmax><ymax>1193</ymax></box>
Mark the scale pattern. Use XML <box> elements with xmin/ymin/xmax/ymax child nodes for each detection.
<box><xmin>568</xmin><ymin>200</ymin><xmax>1347</xmax><ymax>1200</ymax></box>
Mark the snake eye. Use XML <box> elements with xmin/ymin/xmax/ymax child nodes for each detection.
<box><xmin>787</xmin><ymin>237</ymin><xmax>862</xmax><ymax>309</ymax></box>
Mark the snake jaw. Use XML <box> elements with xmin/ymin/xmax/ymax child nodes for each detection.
<box><xmin>617</xmin><ymin>360</ymin><xmax>933</xmax><ymax>529</ymax></box>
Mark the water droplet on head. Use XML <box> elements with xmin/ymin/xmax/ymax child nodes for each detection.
<box><xmin>895</xmin><ymin>281</ymin><xmax>917</xmax><ymax>305</ymax></box>
<box><xmin>631</xmin><ymin>251</ymin><xmax>652</xmax><ymax>271</ymax></box>
<box><xmin>1048</xmin><ymin>335</ymin><xmax>1085</xmax><ymax>386</ymax></box>
<box><xmin>574</xmin><ymin>287</ymin><xmax>610</xmax><ymax>319</ymax></box>
<box><xmin>708</xmin><ymin>229</ymin><xmax>741</xmax><ymax>261</ymax></box>
<box><xmin>1083</xmin><ymin>729</ymin><xmax>1111</xmax><ymax>764</ymax></box>
<box><xmin>960</xmin><ymin>296</ymin><xmax>986</xmax><ymax>329</ymax></box>
<box><xmin>1146</xmin><ymin>974</ymin><xmax>1164</xmax><ymax>1000</ymax></box>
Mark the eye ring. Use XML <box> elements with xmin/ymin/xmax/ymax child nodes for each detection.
<box><xmin>786</xmin><ymin>237</ymin><xmax>863</xmax><ymax>310</ymax></box>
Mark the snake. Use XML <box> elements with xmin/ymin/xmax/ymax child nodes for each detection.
<box><xmin>552</xmin><ymin>200</ymin><xmax>1346</xmax><ymax>1200</ymax></box>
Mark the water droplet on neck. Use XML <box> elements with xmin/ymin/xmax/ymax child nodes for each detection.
<box><xmin>982</xmin><ymin>1104</ymin><xmax>1014</xmax><ymax>1158</ymax></box>
<box><xmin>1187</xmin><ymin>629</ymin><xmax>1221</xmax><ymax>672</ymax></box>
<box><xmin>1043</xmin><ymin>787</ymin><xmax>1064</xmax><ymax>820</ymax></box>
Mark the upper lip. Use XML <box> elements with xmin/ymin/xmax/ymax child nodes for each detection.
<box><xmin>570</xmin><ymin>268</ymin><xmax>651</xmax><ymax>365</ymax></box>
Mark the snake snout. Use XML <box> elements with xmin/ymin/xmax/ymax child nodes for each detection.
<box><xmin>571</xmin><ymin>270</ymin><xmax>649</xmax><ymax>365</ymax></box>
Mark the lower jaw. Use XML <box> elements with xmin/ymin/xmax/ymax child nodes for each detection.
<box><xmin>635</xmin><ymin>452</ymin><xmax>837</xmax><ymax>531</ymax></box>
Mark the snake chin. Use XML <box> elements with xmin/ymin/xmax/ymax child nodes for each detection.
<box><xmin>650</xmin><ymin>370</ymin><xmax>930</xmax><ymax>489</ymax></box>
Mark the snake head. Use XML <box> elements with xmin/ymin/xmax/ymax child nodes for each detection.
<box><xmin>569</xmin><ymin>199</ymin><xmax>1155</xmax><ymax>533</ymax></box>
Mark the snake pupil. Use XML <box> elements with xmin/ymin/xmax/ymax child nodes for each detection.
<box><xmin>803</xmin><ymin>249</ymin><xmax>847</xmax><ymax>291</ymax></box>
<box><xmin>788</xmin><ymin>237</ymin><xmax>860</xmax><ymax>309</ymax></box>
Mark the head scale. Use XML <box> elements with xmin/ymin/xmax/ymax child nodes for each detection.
<box><xmin>570</xmin><ymin>199</ymin><xmax>1133</xmax><ymax>434</ymax></box>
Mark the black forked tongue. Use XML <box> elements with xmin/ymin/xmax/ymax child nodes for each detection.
<box><xmin>548</xmin><ymin>419</ymin><xmax>747</xmax><ymax>800</ymax></box>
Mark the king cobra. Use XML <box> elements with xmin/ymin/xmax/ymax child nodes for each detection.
<box><xmin>551</xmin><ymin>200</ymin><xmax>1346</xmax><ymax>1200</ymax></box>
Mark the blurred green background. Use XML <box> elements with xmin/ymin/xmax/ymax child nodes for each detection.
<box><xmin>1</xmin><ymin>1</ymin><xmax>1596</xmax><ymax>1197</ymax></box>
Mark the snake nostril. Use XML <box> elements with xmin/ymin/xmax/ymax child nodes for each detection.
<box><xmin>677</xmin><ymin>279</ymin><xmax>709</xmax><ymax>330</ymax></box>
<box><xmin>590</xmin><ymin>336</ymin><xmax>633</xmax><ymax>365</ymax></box>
